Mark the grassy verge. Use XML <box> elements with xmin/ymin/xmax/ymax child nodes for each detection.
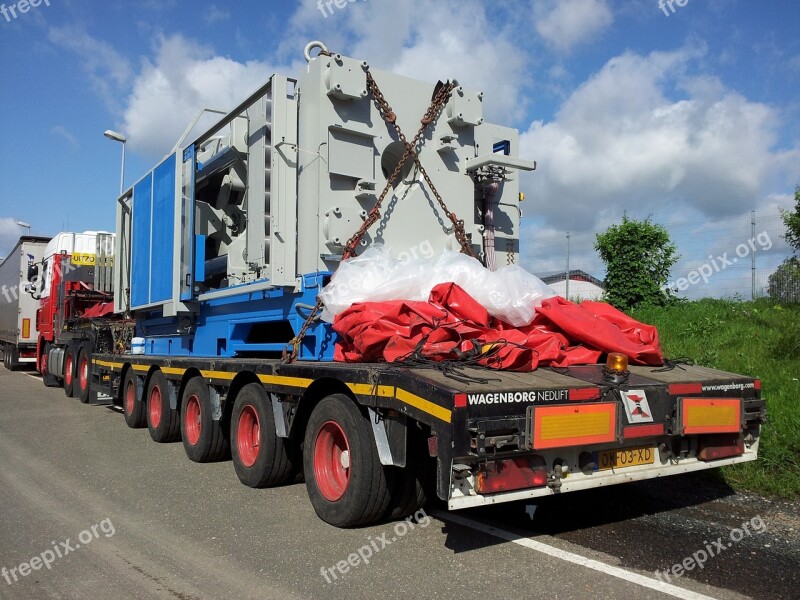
<box><xmin>630</xmin><ymin>299</ymin><xmax>800</xmax><ymax>499</ymax></box>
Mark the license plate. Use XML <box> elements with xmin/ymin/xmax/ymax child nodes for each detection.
<box><xmin>597</xmin><ymin>446</ymin><xmax>654</xmax><ymax>471</ymax></box>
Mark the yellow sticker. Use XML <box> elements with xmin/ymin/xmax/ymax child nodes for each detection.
<box><xmin>70</xmin><ymin>254</ymin><xmax>114</xmax><ymax>266</ymax></box>
<box><xmin>71</xmin><ymin>253</ymin><xmax>96</xmax><ymax>265</ymax></box>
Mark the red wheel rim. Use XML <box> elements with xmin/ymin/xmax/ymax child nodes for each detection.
<box><xmin>65</xmin><ymin>354</ymin><xmax>73</xmax><ymax>386</ymax></box>
<box><xmin>79</xmin><ymin>355</ymin><xmax>88</xmax><ymax>391</ymax></box>
<box><xmin>149</xmin><ymin>385</ymin><xmax>163</xmax><ymax>428</ymax></box>
<box><xmin>125</xmin><ymin>380</ymin><xmax>135</xmax><ymax>416</ymax></box>
<box><xmin>313</xmin><ymin>421</ymin><xmax>350</xmax><ymax>502</ymax></box>
<box><xmin>236</xmin><ymin>405</ymin><xmax>261</xmax><ymax>468</ymax></box>
<box><xmin>185</xmin><ymin>395</ymin><xmax>201</xmax><ymax>446</ymax></box>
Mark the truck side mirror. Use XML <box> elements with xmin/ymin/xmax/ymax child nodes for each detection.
<box><xmin>27</xmin><ymin>264</ymin><xmax>39</xmax><ymax>282</ymax></box>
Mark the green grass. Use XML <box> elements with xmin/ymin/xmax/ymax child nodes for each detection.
<box><xmin>630</xmin><ymin>299</ymin><xmax>800</xmax><ymax>499</ymax></box>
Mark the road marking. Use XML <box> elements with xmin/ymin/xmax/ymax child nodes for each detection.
<box><xmin>431</xmin><ymin>511</ymin><xmax>718</xmax><ymax>600</ymax></box>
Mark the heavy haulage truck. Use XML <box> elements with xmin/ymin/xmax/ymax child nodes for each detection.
<box><xmin>23</xmin><ymin>42</ymin><xmax>764</xmax><ymax>527</ymax></box>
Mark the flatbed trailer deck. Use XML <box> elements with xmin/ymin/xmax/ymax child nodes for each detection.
<box><xmin>90</xmin><ymin>354</ymin><xmax>764</xmax><ymax>516</ymax></box>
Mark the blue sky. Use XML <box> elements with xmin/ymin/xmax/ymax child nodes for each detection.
<box><xmin>1</xmin><ymin>0</ymin><xmax>798</xmax><ymax>279</ymax></box>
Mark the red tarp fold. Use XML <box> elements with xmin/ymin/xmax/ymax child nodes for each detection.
<box><xmin>332</xmin><ymin>282</ymin><xmax>664</xmax><ymax>371</ymax></box>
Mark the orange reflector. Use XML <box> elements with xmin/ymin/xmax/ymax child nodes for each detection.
<box><xmin>668</xmin><ymin>382</ymin><xmax>702</xmax><ymax>396</ymax></box>
<box><xmin>569</xmin><ymin>387</ymin><xmax>601</xmax><ymax>401</ymax></box>
<box><xmin>476</xmin><ymin>457</ymin><xmax>547</xmax><ymax>494</ymax></box>
<box><xmin>532</xmin><ymin>403</ymin><xmax>617</xmax><ymax>449</ymax></box>
<box><xmin>681</xmin><ymin>398</ymin><xmax>741</xmax><ymax>435</ymax></box>
<box><xmin>623</xmin><ymin>423</ymin><xmax>665</xmax><ymax>439</ymax></box>
<box><xmin>21</xmin><ymin>318</ymin><xmax>31</xmax><ymax>339</ymax></box>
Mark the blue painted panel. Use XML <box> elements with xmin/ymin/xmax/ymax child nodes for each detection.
<box><xmin>131</xmin><ymin>173</ymin><xmax>153</xmax><ymax>308</ymax></box>
<box><xmin>139</xmin><ymin>272</ymin><xmax>337</xmax><ymax>360</ymax></box>
<box><xmin>194</xmin><ymin>234</ymin><xmax>206</xmax><ymax>283</ymax></box>
<box><xmin>150</xmin><ymin>154</ymin><xmax>176</xmax><ymax>303</ymax></box>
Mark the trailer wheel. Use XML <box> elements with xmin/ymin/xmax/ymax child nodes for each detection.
<box><xmin>76</xmin><ymin>346</ymin><xmax>92</xmax><ymax>403</ymax></box>
<box><xmin>180</xmin><ymin>377</ymin><xmax>229</xmax><ymax>463</ymax></box>
<box><xmin>41</xmin><ymin>343</ymin><xmax>59</xmax><ymax>387</ymax></box>
<box><xmin>146</xmin><ymin>370</ymin><xmax>181</xmax><ymax>443</ymax></box>
<box><xmin>63</xmin><ymin>349</ymin><xmax>75</xmax><ymax>397</ymax></box>
<box><xmin>5</xmin><ymin>345</ymin><xmax>21</xmax><ymax>371</ymax></box>
<box><xmin>303</xmin><ymin>394</ymin><xmax>393</xmax><ymax>527</ymax></box>
<box><xmin>122</xmin><ymin>369</ymin><xmax>146</xmax><ymax>428</ymax></box>
<box><xmin>231</xmin><ymin>384</ymin><xmax>296</xmax><ymax>488</ymax></box>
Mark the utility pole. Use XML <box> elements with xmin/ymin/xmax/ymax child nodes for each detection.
<box><xmin>565</xmin><ymin>232</ymin><xmax>571</xmax><ymax>301</ymax></box>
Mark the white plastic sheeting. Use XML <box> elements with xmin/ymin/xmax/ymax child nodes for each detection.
<box><xmin>319</xmin><ymin>245</ymin><xmax>557</xmax><ymax>326</ymax></box>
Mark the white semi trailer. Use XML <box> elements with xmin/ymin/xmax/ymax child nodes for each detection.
<box><xmin>0</xmin><ymin>236</ymin><xmax>50</xmax><ymax>370</ymax></box>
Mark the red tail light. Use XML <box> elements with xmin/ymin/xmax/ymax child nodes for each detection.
<box><xmin>698</xmin><ymin>434</ymin><xmax>744</xmax><ymax>461</ymax></box>
<box><xmin>476</xmin><ymin>457</ymin><xmax>547</xmax><ymax>494</ymax></box>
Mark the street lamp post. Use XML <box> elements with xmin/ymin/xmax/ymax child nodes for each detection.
<box><xmin>17</xmin><ymin>221</ymin><xmax>31</xmax><ymax>235</ymax></box>
<box><xmin>103</xmin><ymin>130</ymin><xmax>127</xmax><ymax>195</ymax></box>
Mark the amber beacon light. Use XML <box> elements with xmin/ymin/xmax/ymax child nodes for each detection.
<box><xmin>603</xmin><ymin>352</ymin><xmax>629</xmax><ymax>384</ymax></box>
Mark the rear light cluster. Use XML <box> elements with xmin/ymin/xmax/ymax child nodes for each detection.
<box><xmin>475</xmin><ymin>456</ymin><xmax>547</xmax><ymax>493</ymax></box>
<box><xmin>698</xmin><ymin>434</ymin><xmax>744</xmax><ymax>461</ymax></box>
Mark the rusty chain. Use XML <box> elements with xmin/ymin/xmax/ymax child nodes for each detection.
<box><xmin>283</xmin><ymin>59</ymin><xmax>472</xmax><ymax>363</ymax></box>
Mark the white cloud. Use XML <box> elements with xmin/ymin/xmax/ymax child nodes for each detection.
<box><xmin>121</xmin><ymin>34</ymin><xmax>276</xmax><ymax>157</ymax></box>
<box><xmin>204</xmin><ymin>4</ymin><xmax>230</xmax><ymax>24</ymax></box>
<box><xmin>47</xmin><ymin>26</ymin><xmax>133</xmax><ymax>110</ymax></box>
<box><xmin>533</xmin><ymin>0</ymin><xmax>614</xmax><ymax>53</ymax></box>
<box><xmin>520</xmin><ymin>47</ymin><xmax>800</xmax><ymax>231</ymax></box>
<box><xmin>287</xmin><ymin>0</ymin><xmax>530</xmax><ymax>125</ymax></box>
<box><xmin>51</xmin><ymin>125</ymin><xmax>78</xmax><ymax>148</ymax></box>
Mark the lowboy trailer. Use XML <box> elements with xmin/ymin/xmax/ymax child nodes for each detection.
<box><xmin>32</xmin><ymin>42</ymin><xmax>763</xmax><ymax>527</ymax></box>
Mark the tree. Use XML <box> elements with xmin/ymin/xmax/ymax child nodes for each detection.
<box><xmin>780</xmin><ymin>185</ymin><xmax>800</xmax><ymax>253</ymax></box>
<box><xmin>768</xmin><ymin>257</ymin><xmax>800</xmax><ymax>303</ymax></box>
<box><xmin>595</xmin><ymin>215</ymin><xmax>678</xmax><ymax>310</ymax></box>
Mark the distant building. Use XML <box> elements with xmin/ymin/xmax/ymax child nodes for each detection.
<box><xmin>537</xmin><ymin>269</ymin><xmax>605</xmax><ymax>301</ymax></box>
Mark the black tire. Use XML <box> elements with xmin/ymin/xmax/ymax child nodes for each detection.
<box><xmin>181</xmin><ymin>377</ymin><xmax>229</xmax><ymax>463</ymax></box>
<box><xmin>2</xmin><ymin>344</ymin><xmax>8</xmax><ymax>369</ymax></box>
<box><xmin>6</xmin><ymin>345</ymin><xmax>21</xmax><ymax>371</ymax></box>
<box><xmin>231</xmin><ymin>383</ymin><xmax>296</xmax><ymax>488</ymax></box>
<box><xmin>385</xmin><ymin>426</ymin><xmax>430</xmax><ymax>520</ymax></box>
<box><xmin>146</xmin><ymin>370</ymin><xmax>181</xmax><ymax>443</ymax></box>
<box><xmin>63</xmin><ymin>347</ymin><xmax>76</xmax><ymax>397</ymax></box>
<box><xmin>303</xmin><ymin>394</ymin><xmax>393</xmax><ymax>527</ymax></box>
<box><xmin>76</xmin><ymin>346</ymin><xmax>92</xmax><ymax>403</ymax></box>
<box><xmin>122</xmin><ymin>369</ymin><xmax>147</xmax><ymax>428</ymax></box>
<box><xmin>41</xmin><ymin>343</ymin><xmax>60</xmax><ymax>387</ymax></box>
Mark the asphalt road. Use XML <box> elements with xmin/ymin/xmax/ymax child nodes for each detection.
<box><xmin>1</xmin><ymin>367</ymin><xmax>797</xmax><ymax>600</ymax></box>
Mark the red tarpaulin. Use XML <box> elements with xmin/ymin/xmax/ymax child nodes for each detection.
<box><xmin>81</xmin><ymin>302</ymin><xmax>115</xmax><ymax>319</ymax></box>
<box><xmin>332</xmin><ymin>282</ymin><xmax>664</xmax><ymax>371</ymax></box>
